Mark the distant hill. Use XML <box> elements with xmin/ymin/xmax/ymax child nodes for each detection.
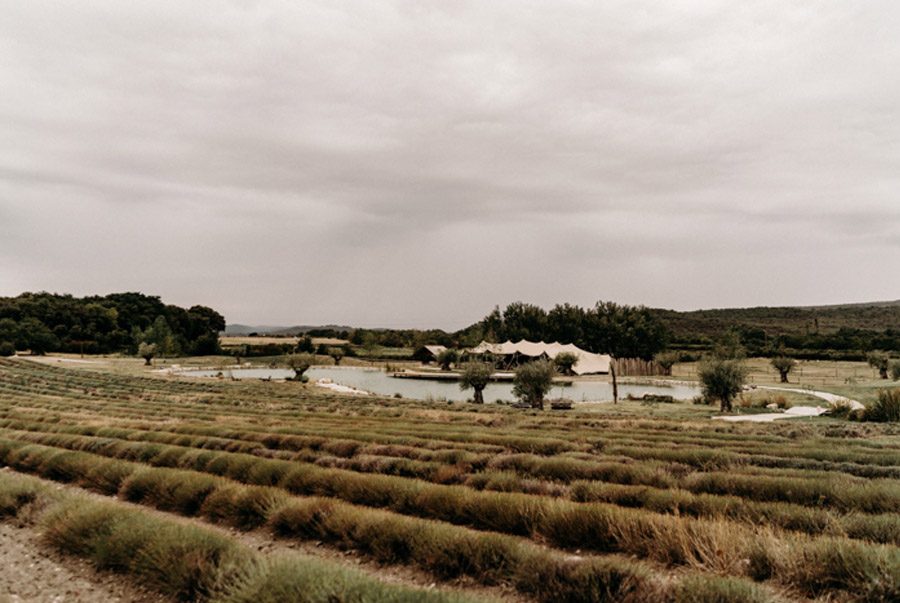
<box><xmin>224</xmin><ymin>324</ymin><xmax>354</xmax><ymax>336</ymax></box>
<box><xmin>654</xmin><ymin>300</ymin><xmax>900</xmax><ymax>341</ymax></box>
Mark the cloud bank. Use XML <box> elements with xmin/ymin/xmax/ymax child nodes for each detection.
<box><xmin>1</xmin><ymin>1</ymin><xmax>898</xmax><ymax>328</ymax></box>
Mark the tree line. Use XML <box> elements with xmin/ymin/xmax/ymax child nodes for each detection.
<box><xmin>309</xmin><ymin>301</ymin><xmax>898</xmax><ymax>361</ymax></box>
<box><xmin>0</xmin><ymin>292</ymin><xmax>224</xmax><ymax>356</ymax></box>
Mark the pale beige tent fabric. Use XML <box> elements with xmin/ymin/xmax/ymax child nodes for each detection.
<box><xmin>467</xmin><ymin>340</ymin><xmax>610</xmax><ymax>374</ymax></box>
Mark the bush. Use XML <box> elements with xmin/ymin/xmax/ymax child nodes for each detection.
<box><xmin>0</xmin><ymin>341</ymin><xmax>15</xmax><ymax>357</ymax></box>
<box><xmin>865</xmin><ymin>389</ymin><xmax>900</xmax><ymax>423</ymax></box>
<box><xmin>675</xmin><ymin>575</ymin><xmax>771</xmax><ymax>603</ymax></box>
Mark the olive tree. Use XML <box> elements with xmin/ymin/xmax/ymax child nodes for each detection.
<box><xmin>553</xmin><ymin>352</ymin><xmax>579</xmax><ymax>376</ymax></box>
<box><xmin>329</xmin><ymin>348</ymin><xmax>344</xmax><ymax>366</ymax></box>
<box><xmin>459</xmin><ymin>362</ymin><xmax>493</xmax><ymax>404</ymax></box>
<box><xmin>654</xmin><ymin>351</ymin><xmax>679</xmax><ymax>376</ymax></box>
<box><xmin>770</xmin><ymin>356</ymin><xmax>797</xmax><ymax>383</ymax></box>
<box><xmin>513</xmin><ymin>359</ymin><xmax>556</xmax><ymax>410</ymax></box>
<box><xmin>437</xmin><ymin>349</ymin><xmax>459</xmax><ymax>371</ymax></box>
<box><xmin>138</xmin><ymin>342</ymin><xmax>157</xmax><ymax>366</ymax></box>
<box><xmin>230</xmin><ymin>344</ymin><xmax>248</xmax><ymax>366</ymax></box>
<box><xmin>698</xmin><ymin>357</ymin><xmax>747</xmax><ymax>412</ymax></box>
<box><xmin>868</xmin><ymin>352</ymin><xmax>890</xmax><ymax>379</ymax></box>
<box><xmin>286</xmin><ymin>353</ymin><xmax>315</xmax><ymax>382</ymax></box>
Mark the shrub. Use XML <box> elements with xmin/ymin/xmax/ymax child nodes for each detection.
<box><xmin>890</xmin><ymin>360</ymin><xmax>900</xmax><ymax>381</ymax></box>
<box><xmin>202</xmin><ymin>485</ymin><xmax>289</xmax><ymax>529</ymax></box>
<box><xmin>865</xmin><ymin>389</ymin><xmax>900</xmax><ymax>423</ymax></box>
<box><xmin>0</xmin><ymin>341</ymin><xmax>15</xmax><ymax>357</ymax></box>
<box><xmin>121</xmin><ymin>468</ymin><xmax>223</xmax><ymax>515</ymax></box>
<box><xmin>675</xmin><ymin>575</ymin><xmax>771</xmax><ymax>603</ymax></box>
<box><xmin>41</xmin><ymin>500</ymin><xmax>242</xmax><ymax>600</ymax></box>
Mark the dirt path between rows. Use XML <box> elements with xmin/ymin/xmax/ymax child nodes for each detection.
<box><xmin>1</xmin><ymin>470</ymin><xmax>526</xmax><ymax>603</ymax></box>
<box><xmin>0</xmin><ymin>522</ymin><xmax>166</xmax><ymax>603</ymax></box>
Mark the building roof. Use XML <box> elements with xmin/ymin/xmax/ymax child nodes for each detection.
<box><xmin>420</xmin><ymin>345</ymin><xmax>447</xmax><ymax>357</ymax></box>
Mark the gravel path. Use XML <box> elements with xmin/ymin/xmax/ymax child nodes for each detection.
<box><xmin>0</xmin><ymin>523</ymin><xmax>166</xmax><ymax>603</ymax></box>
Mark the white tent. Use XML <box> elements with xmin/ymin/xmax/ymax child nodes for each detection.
<box><xmin>467</xmin><ymin>340</ymin><xmax>610</xmax><ymax>375</ymax></box>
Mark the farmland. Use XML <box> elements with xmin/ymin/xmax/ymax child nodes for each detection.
<box><xmin>0</xmin><ymin>357</ymin><xmax>898</xmax><ymax>602</ymax></box>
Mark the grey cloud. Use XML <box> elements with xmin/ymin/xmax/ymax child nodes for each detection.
<box><xmin>1</xmin><ymin>1</ymin><xmax>899</xmax><ymax>328</ymax></box>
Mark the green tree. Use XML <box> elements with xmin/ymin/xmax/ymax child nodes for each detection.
<box><xmin>138</xmin><ymin>342</ymin><xmax>157</xmax><ymax>366</ymax></box>
<box><xmin>134</xmin><ymin>316</ymin><xmax>180</xmax><ymax>358</ymax></box>
<box><xmin>286</xmin><ymin>353</ymin><xmax>315</xmax><ymax>381</ymax></box>
<box><xmin>296</xmin><ymin>336</ymin><xmax>314</xmax><ymax>353</ymax></box>
<box><xmin>459</xmin><ymin>362</ymin><xmax>493</xmax><ymax>404</ymax></box>
<box><xmin>713</xmin><ymin>330</ymin><xmax>746</xmax><ymax>360</ymax></box>
<box><xmin>513</xmin><ymin>360</ymin><xmax>555</xmax><ymax>410</ymax></box>
<box><xmin>436</xmin><ymin>349</ymin><xmax>459</xmax><ymax>371</ymax></box>
<box><xmin>868</xmin><ymin>352</ymin><xmax>890</xmax><ymax>379</ymax></box>
<box><xmin>547</xmin><ymin>303</ymin><xmax>587</xmax><ymax>347</ymax></box>
<box><xmin>230</xmin><ymin>345</ymin><xmax>248</xmax><ymax>365</ymax></box>
<box><xmin>18</xmin><ymin>317</ymin><xmax>59</xmax><ymax>355</ymax></box>
<box><xmin>698</xmin><ymin>357</ymin><xmax>747</xmax><ymax>412</ymax></box>
<box><xmin>654</xmin><ymin>351</ymin><xmax>679</xmax><ymax>376</ymax></box>
<box><xmin>0</xmin><ymin>319</ymin><xmax>18</xmax><ymax>346</ymax></box>
<box><xmin>585</xmin><ymin>302</ymin><xmax>668</xmax><ymax>403</ymax></box>
<box><xmin>553</xmin><ymin>352</ymin><xmax>579</xmax><ymax>376</ymax></box>
<box><xmin>329</xmin><ymin>347</ymin><xmax>344</xmax><ymax>366</ymax></box>
<box><xmin>500</xmin><ymin>302</ymin><xmax>548</xmax><ymax>342</ymax></box>
<box><xmin>770</xmin><ymin>356</ymin><xmax>797</xmax><ymax>383</ymax></box>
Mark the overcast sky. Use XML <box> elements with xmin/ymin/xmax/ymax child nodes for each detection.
<box><xmin>1</xmin><ymin>2</ymin><xmax>898</xmax><ymax>329</ymax></box>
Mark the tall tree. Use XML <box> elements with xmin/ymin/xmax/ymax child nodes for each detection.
<box><xmin>500</xmin><ymin>302</ymin><xmax>548</xmax><ymax>342</ymax></box>
<box><xmin>546</xmin><ymin>303</ymin><xmax>587</xmax><ymax>346</ymax></box>
<box><xmin>585</xmin><ymin>302</ymin><xmax>668</xmax><ymax>403</ymax></box>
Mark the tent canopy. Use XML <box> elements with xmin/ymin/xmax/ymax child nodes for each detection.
<box><xmin>468</xmin><ymin>340</ymin><xmax>610</xmax><ymax>375</ymax></box>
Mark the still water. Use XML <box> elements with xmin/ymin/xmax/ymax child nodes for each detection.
<box><xmin>181</xmin><ymin>366</ymin><xmax>699</xmax><ymax>403</ymax></box>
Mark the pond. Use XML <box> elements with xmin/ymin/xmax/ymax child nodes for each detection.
<box><xmin>180</xmin><ymin>366</ymin><xmax>700</xmax><ymax>403</ymax></box>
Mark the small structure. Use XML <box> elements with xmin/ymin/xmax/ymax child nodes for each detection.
<box><xmin>467</xmin><ymin>340</ymin><xmax>611</xmax><ymax>375</ymax></box>
<box><xmin>412</xmin><ymin>345</ymin><xmax>448</xmax><ymax>364</ymax></box>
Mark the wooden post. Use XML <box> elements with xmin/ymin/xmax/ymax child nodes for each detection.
<box><xmin>611</xmin><ymin>360</ymin><xmax>618</xmax><ymax>404</ymax></box>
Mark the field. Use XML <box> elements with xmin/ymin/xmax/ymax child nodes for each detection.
<box><xmin>0</xmin><ymin>357</ymin><xmax>898</xmax><ymax>602</ymax></box>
